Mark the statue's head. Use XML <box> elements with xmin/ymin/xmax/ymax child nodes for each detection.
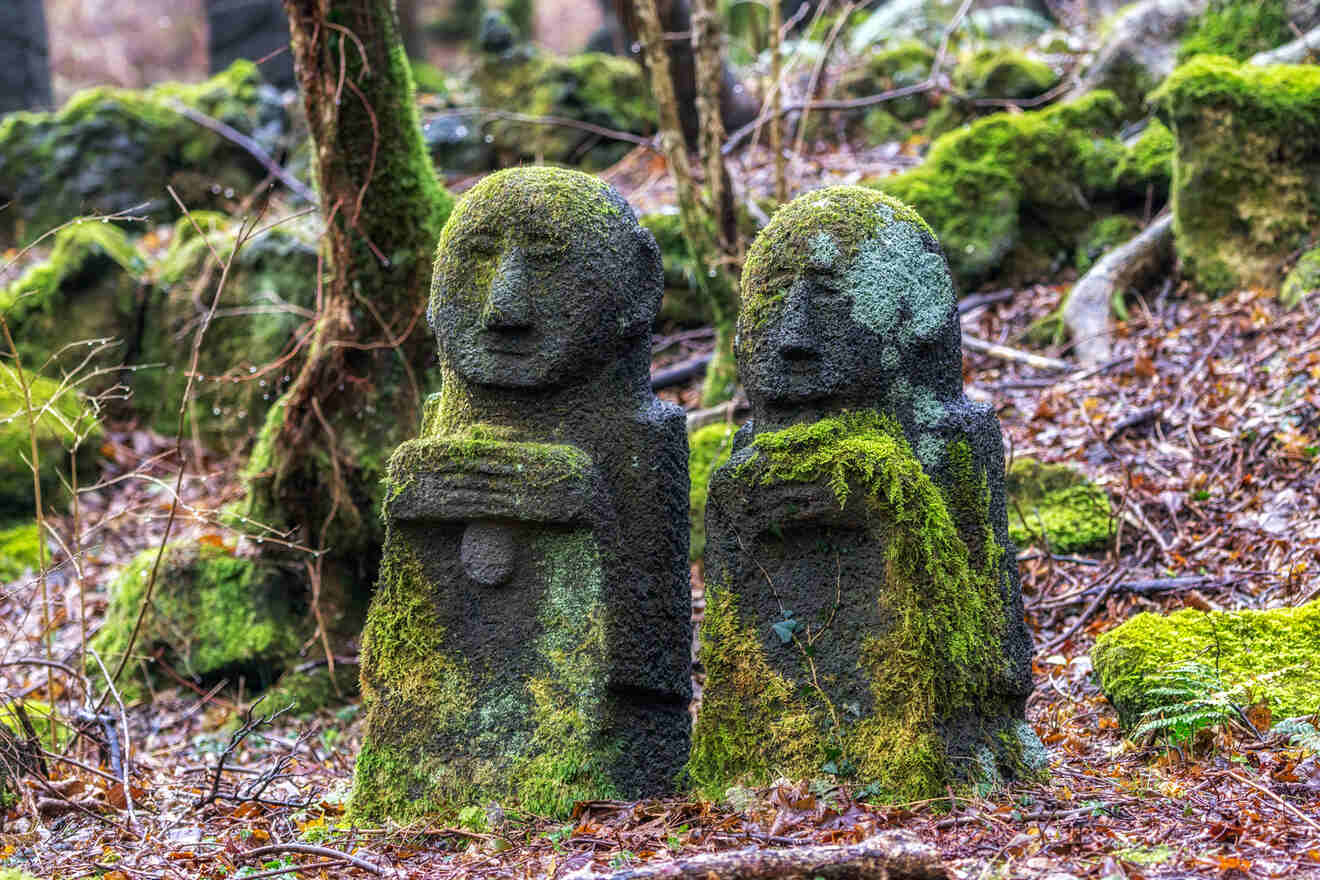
<box><xmin>737</xmin><ymin>187</ymin><xmax>960</xmax><ymax>415</ymax></box>
<box><xmin>429</xmin><ymin>167</ymin><xmax>662</xmax><ymax>391</ymax></box>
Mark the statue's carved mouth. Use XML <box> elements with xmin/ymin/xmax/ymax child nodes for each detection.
<box><xmin>480</xmin><ymin>331</ymin><xmax>535</xmax><ymax>356</ymax></box>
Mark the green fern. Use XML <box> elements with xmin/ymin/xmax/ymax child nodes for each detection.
<box><xmin>1273</xmin><ymin>717</ymin><xmax>1320</xmax><ymax>753</ymax></box>
<box><xmin>1130</xmin><ymin>660</ymin><xmax>1246</xmax><ymax>748</ymax></box>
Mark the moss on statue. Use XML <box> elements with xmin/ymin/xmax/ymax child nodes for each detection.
<box><xmin>0</xmin><ymin>368</ymin><xmax>102</xmax><ymax>516</ymax></box>
<box><xmin>741</xmin><ymin>188</ymin><xmax>934</xmax><ymax>331</ymax></box>
<box><xmin>1281</xmin><ymin>247</ymin><xmax>1320</xmax><ymax>309</ymax></box>
<box><xmin>873</xmin><ymin>91</ymin><xmax>1170</xmax><ymax>289</ymax></box>
<box><xmin>1151</xmin><ymin>56</ymin><xmax>1320</xmax><ymax>294</ymax></box>
<box><xmin>1093</xmin><ymin>601</ymin><xmax>1320</xmax><ymax>729</ymax></box>
<box><xmin>1006</xmin><ymin>458</ymin><xmax>1113</xmax><ymax>553</ymax></box>
<box><xmin>689</xmin><ymin>411</ymin><xmax>1029</xmax><ymax>800</ymax></box>
<box><xmin>91</xmin><ymin>542</ymin><xmax>304</xmax><ymax>699</ymax></box>
<box><xmin>351</xmin><ymin>532</ymin><xmax>622</xmax><ymax>821</ymax></box>
<box><xmin>688</xmin><ymin>422</ymin><xmax>736</xmax><ymax>561</ymax></box>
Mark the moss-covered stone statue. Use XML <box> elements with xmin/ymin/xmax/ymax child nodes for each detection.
<box><xmin>688</xmin><ymin>187</ymin><xmax>1042</xmax><ymax>801</ymax></box>
<box><xmin>351</xmin><ymin>167</ymin><xmax>691</xmax><ymax>822</ymax></box>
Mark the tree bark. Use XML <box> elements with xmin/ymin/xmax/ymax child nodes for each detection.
<box><xmin>243</xmin><ymin>0</ymin><xmax>453</xmax><ymax>608</ymax></box>
<box><xmin>631</xmin><ymin>0</ymin><xmax>740</xmax><ymax>406</ymax></box>
<box><xmin>612</xmin><ymin>0</ymin><xmax>758</xmax><ymax>147</ymax></box>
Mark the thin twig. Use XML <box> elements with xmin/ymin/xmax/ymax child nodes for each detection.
<box><xmin>169</xmin><ymin>101</ymin><xmax>317</xmax><ymax>204</ymax></box>
<box><xmin>241</xmin><ymin>843</ymin><xmax>382</xmax><ymax>875</ymax></box>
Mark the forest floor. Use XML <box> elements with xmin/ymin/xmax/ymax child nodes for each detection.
<box><xmin>3</xmin><ymin>136</ymin><xmax>1318</xmax><ymax>877</ymax></box>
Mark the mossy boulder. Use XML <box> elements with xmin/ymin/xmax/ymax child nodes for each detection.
<box><xmin>0</xmin><ymin>368</ymin><xmax>102</xmax><ymax>517</ymax></box>
<box><xmin>1281</xmin><ymin>247</ymin><xmax>1320</xmax><ymax>309</ymax></box>
<box><xmin>1093</xmin><ymin>600</ymin><xmax>1320</xmax><ymax>729</ymax></box>
<box><xmin>925</xmin><ymin>49</ymin><xmax>1060</xmax><ymax>139</ymax></box>
<box><xmin>835</xmin><ymin>41</ymin><xmax>936</xmax><ymax>124</ymax></box>
<box><xmin>1</xmin><ymin>214</ymin><xmax>320</xmax><ymax>452</ymax></box>
<box><xmin>1113</xmin><ymin>118</ymin><xmax>1176</xmax><ymax>195</ymax></box>
<box><xmin>874</xmin><ymin>91</ymin><xmax>1168</xmax><ymax>289</ymax></box>
<box><xmin>640</xmin><ymin>212</ymin><xmax>713</xmax><ymax>326</ymax></box>
<box><xmin>0</xmin><ymin>520</ymin><xmax>41</xmax><ymax>582</ymax></box>
<box><xmin>1076</xmin><ymin>215</ymin><xmax>1142</xmax><ymax>273</ymax></box>
<box><xmin>688</xmin><ymin>422</ymin><xmax>736</xmax><ymax>561</ymax></box>
<box><xmin>470</xmin><ymin>49</ymin><xmax>655</xmax><ymax>170</ymax></box>
<box><xmin>1152</xmin><ymin>56</ymin><xmax>1320</xmax><ymax>294</ymax></box>
<box><xmin>1178</xmin><ymin>0</ymin><xmax>1301</xmax><ymax>63</ymax></box>
<box><xmin>260</xmin><ymin>664</ymin><xmax>361</xmax><ymax>715</ymax></box>
<box><xmin>0</xmin><ymin>61</ymin><xmax>291</xmax><ymax>247</ymax></box>
<box><xmin>1006</xmin><ymin>458</ymin><xmax>1113</xmax><ymax>553</ymax></box>
<box><xmin>91</xmin><ymin>541</ymin><xmax>306</xmax><ymax>699</ymax></box>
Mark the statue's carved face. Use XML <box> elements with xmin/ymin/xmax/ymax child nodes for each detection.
<box><xmin>430</xmin><ymin>168</ymin><xmax>659</xmax><ymax>391</ymax></box>
<box><xmin>737</xmin><ymin>189</ymin><xmax>956</xmax><ymax>409</ymax></box>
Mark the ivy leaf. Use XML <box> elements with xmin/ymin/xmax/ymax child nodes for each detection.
<box><xmin>771</xmin><ymin>619</ymin><xmax>800</xmax><ymax>644</ymax></box>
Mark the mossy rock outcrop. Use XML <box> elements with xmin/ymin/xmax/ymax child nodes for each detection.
<box><xmin>470</xmin><ymin>49</ymin><xmax>655</xmax><ymax>170</ymax></box>
<box><xmin>1</xmin><ymin>214</ymin><xmax>319</xmax><ymax>451</ymax></box>
<box><xmin>0</xmin><ymin>61</ymin><xmax>292</xmax><ymax>247</ymax></box>
<box><xmin>0</xmin><ymin>368</ymin><xmax>102</xmax><ymax>517</ymax></box>
<box><xmin>1178</xmin><ymin>0</ymin><xmax>1314</xmax><ymax>64</ymax></box>
<box><xmin>926</xmin><ymin>48</ymin><xmax>1060</xmax><ymax>138</ymax></box>
<box><xmin>688</xmin><ymin>421</ymin><xmax>736</xmax><ymax>561</ymax></box>
<box><xmin>1006</xmin><ymin>458</ymin><xmax>1113</xmax><ymax>553</ymax></box>
<box><xmin>873</xmin><ymin>91</ymin><xmax>1171</xmax><ymax>290</ymax></box>
<box><xmin>0</xmin><ymin>520</ymin><xmax>41</xmax><ymax>582</ymax></box>
<box><xmin>1075</xmin><ymin>215</ymin><xmax>1142</xmax><ymax>274</ymax></box>
<box><xmin>1152</xmin><ymin>56</ymin><xmax>1320</xmax><ymax>295</ymax></box>
<box><xmin>835</xmin><ymin>41</ymin><xmax>936</xmax><ymax>124</ymax></box>
<box><xmin>1281</xmin><ymin>247</ymin><xmax>1320</xmax><ymax>309</ymax></box>
<box><xmin>92</xmin><ymin>541</ymin><xmax>306</xmax><ymax>699</ymax></box>
<box><xmin>1093</xmin><ymin>601</ymin><xmax>1320</xmax><ymax>729</ymax></box>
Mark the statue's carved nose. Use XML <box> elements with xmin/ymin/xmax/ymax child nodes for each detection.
<box><xmin>777</xmin><ymin>279</ymin><xmax>818</xmax><ymax>361</ymax></box>
<box><xmin>483</xmin><ymin>247</ymin><xmax>533</xmax><ymax>331</ymax></box>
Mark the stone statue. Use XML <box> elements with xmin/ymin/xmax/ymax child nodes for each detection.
<box><xmin>688</xmin><ymin>186</ymin><xmax>1042</xmax><ymax>800</ymax></box>
<box><xmin>351</xmin><ymin>167</ymin><xmax>691</xmax><ymax>821</ymax></box>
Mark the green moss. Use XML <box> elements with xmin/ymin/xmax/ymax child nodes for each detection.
<box><xmin>473</xmin><ymin>50</ymin><xmax>655</xmax><ymax>169</ymax></box>
<box><xmin>0</xmin><ymin>368</ymin><xmax>102</xmax><ymax>516</ymax></box>
<box><xmin>1006</xmin><ymin>458</ymin><xmax>1113</xmax><ymax>553</ymax></box>
<box><xmin>0</xmin><ymin>698</ymin><xmax>73</xmax><ymax>750</ymax></box>
<box><xmin>91</xmin><ymin>541</ymin><xmax>303</xmax><ymax>697</ymax></box>
<box><xmin>689</xmin><ymin>411</ymin><xmax>1012</xmax><ymax>800</ymax></box>
<box><xmin>436</xmin><ymin>166</ymin><xmax>623</xmax><ymax>309</ymax></box>
<box><xmin>954</xmin><ymin>48</ymin><xmax>1058</xmax><ymax>100</ymax></box>
<box><xmin>1281</xmin><ymin>247</ymin><xmax>1320</xmax><ymax>309</ymax></box>
<box><xmin>260</xmin><ymin>664</ymin><xmax>360</xmax><ymax>715</ymax></box>
<box><xmin>874</xmin><ymin>91</ymin><xmax>1162</xmax><ymax>289</ymax></box>
<box><xmin>0</xmin><ymin>520</ymin><xmax>41</xmax><ymax>582</ymax></box>
<box><xmin>1179</xmin><ymin>0</ymin><xmax>1292</xmax><ymax>62</ymax></box>
<box><xmin>740</xmin><ymin>187</ymin><xmax>934</xmax><ymax>332</ymax></box>
<box><xmin>0</xmin><ymin>61</ymin><xmax>287</xmax><ymax>246</ymax></box>
<box><xmin>688</xmin><ymin>422</ymin><xmax>737</xmax><ymax>561</ymax></box>
<box><xmin>1076</xmin><ymin>215</ymin><xmax>1142</xmax><ymax>273</ymax></box>
<box><xmin>1113</xmin><ymin>119</ymin><xmax>1174</xmax><ymax>197</ymax></box>
<box><xmin>836</xmin><ymin>42</ymin><xmax>935</xmax><ymax>123</ymax></box>
<box><xmin>1152</xmin><ymin>56</ymin><xmax>1320</xmax><ymax>293</ymax></box>
<box><xmin>352</xmin><ymin>528</ymin><xmax>621</xmax><ymax>821</ymax></box>
<box><xmin>1093</xmin><ymin>600</ymin><xmax>1320</xmax><ymax>729</ymax></box>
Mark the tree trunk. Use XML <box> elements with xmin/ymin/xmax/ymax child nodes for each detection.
<box><xmin>612</xmin><ymin>0</ymin><xmax>758</xmax><ymax>147</ymax></box>
<box><xmin>243</xmin><ymin>0</ymin><xmax>453</xmax><ymax>613</ymax></box>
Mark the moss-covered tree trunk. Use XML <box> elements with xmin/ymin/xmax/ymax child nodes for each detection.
<box><xmin>243</xmin><ymin>0</ymin><xmax>453</xmax><ymax>612</ymax></box>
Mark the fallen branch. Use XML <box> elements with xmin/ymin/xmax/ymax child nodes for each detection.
<box><xmin>169</xmin><ymin>101</ymin><xmax>318</xmax><ymax>204</ymax></box>
<box><xmin>428</xmin><ymin>108</ymin><xmax>661</xmax><ymax>152</ymax></box>
<box><xmin>1250</xmin><ymin>25</ymin><xmax>1320</xmax><ymax>66</ymax></box>
<box><xmin>961</xmin><ymin>335</ymin><xmax>1071</xmax><ymax>371</ymax></box>
<box><xmin>241</xmin><ymin>844</ymin><xmax>382</xmax><ymax>875</ymax></box>
<box><xmin>1063</xmin><ymin>214</ymin><xmax>1173</xmax><ymax>366</ymax></box>
<box><xmin>652</xmin><ymin>354</ymin><xmax>712</xmax><ymax>390</ymax></box>
<box><xmin>687</xmin><ymin>397</ymin><xmax>748</xmax><ymax>433</ymax></box>
<box><xmin>564</xmin><ymin>831</ymin><xmax>947</xmax><ymax>879</ymax></box>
